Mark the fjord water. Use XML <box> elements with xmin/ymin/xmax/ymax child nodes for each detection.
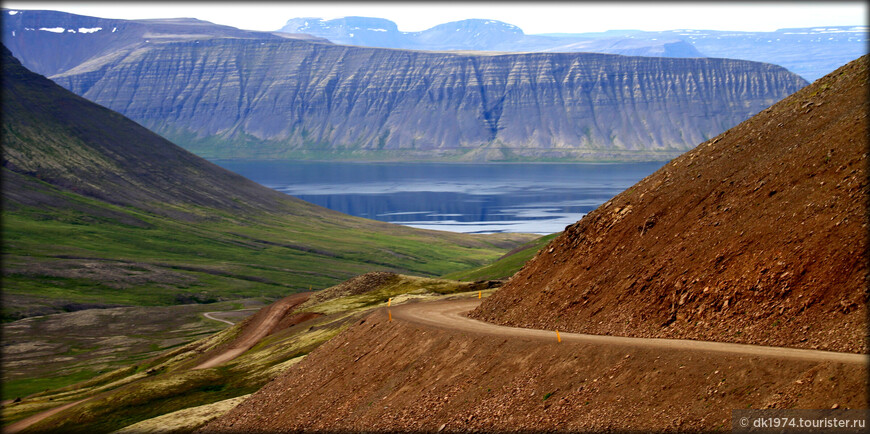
<box><xmin>214</xmin><ymin>161</ymin><xmax>666</xmax><ymax>234</ymax></box>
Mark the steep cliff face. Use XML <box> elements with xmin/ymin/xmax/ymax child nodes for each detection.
<box><xmin>50</xmin><ymin>37</ymin><xmax>807</xmax><ymax>161</ymax></box>
<box><xmin>470</xmin><ymin>56</ymin><xmax>868</xmax><ymax>352</ymax></box>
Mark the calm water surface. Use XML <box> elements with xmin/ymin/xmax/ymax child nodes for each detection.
<box><xmin>213</xmin><ymin>161</ymin><xmax>666</xmax><ymax>234</ymax></box>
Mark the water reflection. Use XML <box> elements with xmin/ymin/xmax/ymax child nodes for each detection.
<box><xmin>213</xmin><ymin>161</ymin><xmax>666</xmax><ymax>234</ymax></box>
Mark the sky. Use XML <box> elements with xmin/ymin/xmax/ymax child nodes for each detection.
<box><xmin>3</xmin><ymin>1</ymin><xmax>867</xmax><ymax>34</ymax></box>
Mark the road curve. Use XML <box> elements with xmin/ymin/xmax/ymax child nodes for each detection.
<box><xmin>203</xmin><ymin>311</ymin><xmax>235</xmax><ymax>326</ymax></box>
<box><xmin>392</xmin><ymin>299</ymin><xmax>869</xmax><ymax>365</ymax></box>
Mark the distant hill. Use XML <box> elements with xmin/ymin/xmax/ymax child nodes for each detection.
<box><xmin>1</xmin><ymin>45</ymin><xmax>531</xmax><ymax>319</ymax></box>
<box><xmin>279</xmin><ymin>16</ymin><xmax>401</xmax><ymax>49</ymax></box>
<box><xmin>278</xmin><ymin>16</ymin><xmax>868</xmax><ymax>81</ymax></box>
<box><xmin>279</xmin><ymin>16</ymin><xmax>704</xmax><ymax>58</ymax></box>
<box><xmin>4</xmin><ymin>10</ymin><xmax>807</xmax><ymax>162</ymax></box>
<box><xmin>471</xmin><ymin>55</ymin><xmax>869</xmax><ymax>354</ymax></box>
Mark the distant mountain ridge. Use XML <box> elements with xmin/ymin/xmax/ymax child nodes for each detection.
<box><xmin>3</xmin><ymin>10</ymin><xmax>809</xmax><ymax>162</ymax></box>
<box><xmin>278</xmin><ymin>16</ymin><xmax>868</xmax><ymax>81</ymax></box>
<box><xmin>51</xmin><ymin>42</ymin><xmax>807</xmax><ymax>162</ymax></box>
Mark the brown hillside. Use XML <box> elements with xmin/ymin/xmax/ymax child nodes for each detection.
<box><xmin>203</xmin><ymin>302</ymin><xmax>866</xmax><ymax>432</ymax></box>
<box><xmin>471</xmin><ymin>56</ymin><xmax>869</xmax><ymax>353</ymax></box>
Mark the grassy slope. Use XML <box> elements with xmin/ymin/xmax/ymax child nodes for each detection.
<box><xmin>443</xmin><ymin>233</ymin><xmax>559</xmax><ymax>281</ymax></box>
<box><xmin>1</xmin><ymin>45</ymin><xmax>533</xmax><ymax>320</ymax></box>
<box><xmin>1</xmin><ymin>274</ymin><xmax>493</xmax><ymax>432</ymax></box>
<box><xmin>2</xmin><ymin>183</ymin><xmax>521</xmax><ymax>318</ymax></box>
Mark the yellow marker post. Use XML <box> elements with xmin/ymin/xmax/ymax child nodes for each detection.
<box><xmin>478</xmin><ymin>291</ymin><xmax>482</xmax><ymax>299</ymax></box>
<box><xmin>388</xmin><ymin>297</ymin><xmax>392</xmax><ymax>307</ymax></box>
<box><xmin>556</xmin><ymin>330</ymin><xmax>561</xmax><ymax>343</ymax></box>
<box><xmin>389</xmin><ymin>310</ymin><xmax>392</xmax><ymax>322</ymax></box>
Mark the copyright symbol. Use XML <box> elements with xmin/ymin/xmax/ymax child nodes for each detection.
<box><xmin>740</xmin><ymin>417</ymin><xmax>750</xmax><ymax>427</ymax></box>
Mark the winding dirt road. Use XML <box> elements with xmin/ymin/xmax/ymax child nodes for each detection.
<box><xmin>202</xmin><ymin>308</ymin><xmax>261</xmax><ymax>326</ymax></box>
<box><xmin>202</xmin><ymin>311</ymin><xmax>235</xmax><ymax>325</ymax></box>
<box><xmin>194</xmin><ymin>293</ymin><xmax>310</xmax><ymax>370</ymax></box>
<box><xmin>393</xmin><ymin>299</ymin><xmax>869</xmax><ymax>365</ymax></box>
<box><xmin>7</xmin><ymin>296</ymin><xmax>866</xmax><ymax>433</ymax></box>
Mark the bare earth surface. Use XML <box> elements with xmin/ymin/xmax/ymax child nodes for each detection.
<box><xmin>202</xmin><ymin>311</ymin><xmax>237</xmax><ymax>326</ymax></box>
<box><xmin>204</xmin><ymin>298</ymin><xmax>867</xmax><ymax>432</ymax></box>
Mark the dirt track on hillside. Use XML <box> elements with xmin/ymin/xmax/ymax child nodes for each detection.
<box><xmin>4</xmin><ymin>398</ymin><xmax>90</xmax><ymax>434</ymax></box>
<box><xmin>204</xmin><ymin>295</ymin><xmax>868</xmax><ymax>432</ymax></box>
<box><xmin>193</xmin><ymin>292</ymin><xmax>311</xmax><ymax>370</ymax></box>
<box><xmin>4</xmin><ymin>295</ymin><xmax>311</xmax><ymax>432</ymax></box>
<box><xmin>398</xmin><ymin>300</ymin><xmax>868</xmax><ymax>364</ymax></box>
<box><xmin>202</xmin><ymin>311</ymin><xmax>236</xmax><ymax>325</ymax></box>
